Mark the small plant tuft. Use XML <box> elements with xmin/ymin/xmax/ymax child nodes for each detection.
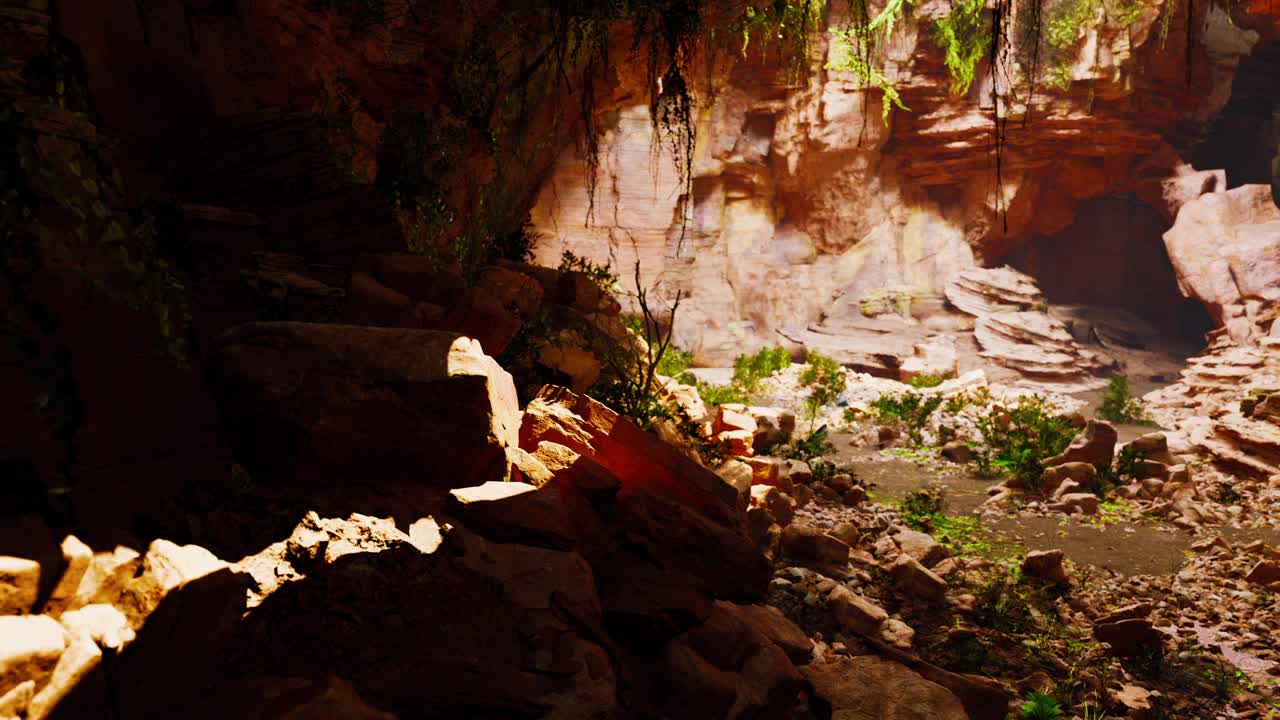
<box><xmin>1096</xmin><ymin>375</ymin><xmax>1152</xmax><ymax>425</ymax></box>
<box><xmin>1018</xmin><ymin>691</ymin><xmax>1064</xmax><ymax>720</ymax></box>
<box><xmin>799</xmin><ymin>350</ymin><xmax>847</xmax><ymax>429</ymax></box>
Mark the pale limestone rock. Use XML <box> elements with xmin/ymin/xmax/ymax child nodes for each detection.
<box><xmin>0</xmin><ymin>615</ymin><xmax>66</xmax><ymax>698</ymax></box>
<box><xmin>59</xmin><ymin>604</ymin><xmax>135</xmax><ymax>652</ymax></box>
<box><xmin>0</xmin><ymin>558</ymin><xmax>40</xmax><ymax>615</ymax></box>
<box><xmin>42</xmin><ymin>536</ymin><xmax>91</xmax><ymax>617</ymax></box>
<box><xmin>28</xmin><ymin>632</ymin><xmax>100</xmax><ymax>720</ymax></box>
<box><xmin>71</xmin><ymin>546</ymin><xmax>141</xmax><ymax>609</ymax></box>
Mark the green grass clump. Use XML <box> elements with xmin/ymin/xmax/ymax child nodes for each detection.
<box><xmin>1018</xmin><ymin>691</ymin><xmax>1064</xmax><ymax>720</ymax></box>
<box><xmin>656</xmin><ymin>347</ymin><xmax>694</xmax><ymax>379</ymax></box>
<box><xmin>1096</xmin><ymin>375</ymin><xmax>1152</xmax><ymax>425</ymax></box>
<box><xmin>972</xmin><ymin>396</ymin><xmax>1076</xmax><ymax>484</ymax></box>
<box><xmin>799</xmin><ymin>350</ymin><xmax>847</xmax><ymax>428</ymax></box>
<box><xmin>732</xmin><ymin>346</ymin><xmax>791</xmax><ymax>394</ymax></box>
<box><xmin>870</xmin><ymin>390</ymin><xmax>944</xmax><ymax>444</ymax></box>
<box><xmin>695</xmin><ymin>381</ymin><xmax>749</xmax><ymax>407</ymax></box>
<box><xmin>908</xmin><ymin>373</ymin><xmax>950</xmax><ymax>389</ymax></box>
<box><xmin>932</xmin><ymin>0</ymin><xmax>991</xmax><ymax>95</ymax></box>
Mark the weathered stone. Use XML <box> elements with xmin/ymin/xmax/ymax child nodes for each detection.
<box><xmin>521</xmin><ymin>385</ymin><xmax>740</xmax><ymax>526</ymax></box>
<box><xmin>0</xmin><ymin>681</ymin><xmax>33</xmax><ymax>720</ymax></box>
<box><xmin>716</xmin><ymin>459</ymin><xmax>754</xmax><ymax>497</ymax></box>
<box><xmin>889</xmin><ymin>554</ymin><xmax>947</xmax><ymax>600</ymax></box>
<box><xmin>1095</xmin><ymin>602</ymin><xmax>1153</xmax><ymax>625</ymax></box>
<box><xmin>1094</xmin><ymin>619</ymin><xmax>1164</xmax><ymax>657</ymax></box>
<box><xmin>751</xmin><ymin>407</ymin><xmax>796</xmax><ymax>452</ymax></box>
<box><xmin>28</xmin><ymin>631</ymin><xmax>100</xmax><ymax>719</ymax></box>
<box><xmin>827</xmin><ymin>584</ymin><xmax>887</xmax><ymax>635</ymax></box>
<box><xmin>1245</xmin><ymin>560</ymin><xmax>1280</xmax><ymax>587</ymax></box>
<box><xmin>447</xmin><ymin>481</ymin><xmax>576</xmax><ymax>551</ymax></box>
<box><xmin>751</xmin><ymin>485</ymin><xmax>796</xmax><ymax>527</ymax></box>
<box><xmin>0</xmin><ymin>615</ymin><xmax>65</xmax><ymax>698</ymax></box>
<box><xmin>211</xmin><ymin>324</ymin><xmax>521</xmax><ymax>488</ymax></box>
<box><xmin>1044</xmin><ymin>420</ymin><xmax>1118</xmax><ymax>469</ymax></box>
<box><xmin>714</xmin><ymin>601</ymin><xmax>812</xmax><ymax>665</ymax></box>
<box><xmin>801</xmin><ymin>656</ymin><xmax>967</xmax><ymax>720</ymax></box>
<box><xmin>43</xmin><ymin>535</ymin><xmax>91</xmax><ymax>616</ymax></box>
<box><xmin>1039</xmin><ymin>462</ymin><xmax>1099</xmax><ymax>495</ymax></box>
<box><xmin>894</xmin><ymin>529</ymin><xmax>948</xmax><ymax>568</ymax></box>
<box><xmin>660</xmin><ymin>602</ymin><xmax>804</xmax><ymax>719</ymax></box>
<box><xmin>780</xmin><ymin>526</ymin><xmax>850</xmax><ymax>571</ymax></box>
<box><xmin>59</xmin><ymin>604</ymin><xmax>135</xmax><ymax>652</ymax></box>
<box><xmin>940</xmin><ymin>441</ymin><xmax>974</xmax><ymax>463</ymax></box>
<box><xmin>880</xmin><ymin>618</ymin><xmax>915</xmax><ymax>649</ymax></box>
<box><xmin>1021</xmin><ymin>549</ymin><xmax>1071</xmax><ymax>585</ymax></box>
<box><xmin>0</xmin><ymin>557</ymin><xmax>40</xmax><ymax>615</ymax></box>
<box><xmin>71</xmin><ymin>546</ymin><xmax>141</xmax><ymax>610</ymax></box>
<box><xmin>1057</xmin><ymin>492</ymin><xmax>1101</xmax><ymax>515</ymax></box>
<box><xmin>119</xmin><ymin>540</ymin><xmax>238</xmax><ymax>628</ymax></box>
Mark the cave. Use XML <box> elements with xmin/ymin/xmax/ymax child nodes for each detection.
<box><xmin>1190</xmin><ymin>39</ymin><xmax>1280</xmax><ymax>188</ymax></box>
<box><xmin>1008</xmin><ymin>195</ymin><xmax>1215</xmax><ymax>348</ymax></box>
<box><xmin>2</xmin><ymin>2</ymin><xmax>1280</xmax><ymax>719</ymax></box>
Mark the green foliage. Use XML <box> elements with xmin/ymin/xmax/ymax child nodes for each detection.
<box><xmin>972</xmin><ymin>396</ymin><xmax>1075</xmax><ymax>484</ymax></box>
<box><xmin>1096</xmin><ymin>375</ymin><xmax>1152</xmax><ymax>424</ymax></box>
<box><xmin>733</xmin><ymin>346</ymin><xmax>792</xmax><ymax>394</ymax></box>
<box><xmin>560</xmin><ymin>250</ymin><xmax>620</xmax><ymax>290</ymax></box>
<box><xmin>900</xmin><ymin>486</ymin><xmax>946</xmax><ymax>523</ymax></box>
<box><xmin>908</xmin><ymin>373</ymin><xmax>949</xmax><ymax>389</ymax></box>
<box><xmin>825</xmin><ymin>25</ymin><xmax>909</xmax><ymax>124</ymax></box>
<box><xmin>870</xmin><ymin>390</ymin><xmax>943</xmax><ymax>444</ymax></box>
<box><xmin>932</xmin><ymin>0</ymin><xmax>991</xmax><ymax>95</ymax></box>
<box><xmin>656</xmin><ymin>346</ymin><xmax>694</xmax><ymax>379</ymax></box>
<box><xmin>799</xmin><ymin>350</ymin><xmax>847</xmax><ymax>427</ymax></box>
<box><xmin>732</xmin><ymin>1</ymin><xmax>825</xmax><ymax>79</ymax></box>
<box><xmin>1018</xmin><ymin>691</ymin><xmax>1064</xmax><ymax>720</ymax></box>
<box><xmin>794</xmin><ymin>424</ymin><xmax>834</xmax><ymax>461</ymax></box>
<box><xmin>696</xmin><ymin>381</ymin><xmax>749</xmax><ymax>407</ymax></box>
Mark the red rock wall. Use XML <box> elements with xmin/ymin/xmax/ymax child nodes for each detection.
<box><xmin>530</xmin><ymin>0</ymin><xmax>1278</xmax><ymax>362</ymax></box>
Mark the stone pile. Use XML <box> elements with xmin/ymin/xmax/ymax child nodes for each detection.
<box><xmin>946</xmin><ymin>267</ymin><xmax>1110</xmax><ymax>391</ymax></box>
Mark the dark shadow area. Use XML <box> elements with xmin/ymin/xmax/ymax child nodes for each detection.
<box><xmin>1009</xmin><ymin>194</ymin><xmax>1214</xmax><ymax>346</ymax></box>
<box><xmin>1190</xmin><ymin>40</ymin><xmax>1280</xmax><ymax>188</ymax></box>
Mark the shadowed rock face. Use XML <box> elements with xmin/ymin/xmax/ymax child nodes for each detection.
<box><xmin>529</xmin><ymin>0</ymin><xmax>1276</xmax><ymax>362</ymax></box>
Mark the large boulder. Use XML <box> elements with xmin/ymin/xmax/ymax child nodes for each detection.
<box><xmin>210</xmin><ymin>323</ymin><xmax>520</xmax><ymax>488</ymax></box>
<box><xmin>520</xmin><ymin>385</ymin><xmax>741</xmax><ymax>526</ymax></box>
<box><xmin>801</xmin><ymin>656</ymin><xmax>968</xmax><ymax>720</ymax></box>
<box><xmin>1163</xmin><ymin>184</ymin><xmax>1280</xmax><ymax>338</ymax></box>
<box><xmin>1044</xmin><ymin>420</ymin><xmax>1118</xmax><ymax>469</ymax></box>
<box><xmin>658</xmin><ymin>602</ymin><xmax>805</xmax><ymax>719</ymax></box>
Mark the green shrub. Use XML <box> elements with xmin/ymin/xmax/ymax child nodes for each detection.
<box><xmin>792</xmin><ymin>425</ymin><xmax>834</xmax><ymax>461</ymax></box>
<box><xmin>733</xmin><ymin>346</ymin><xmax>792</xmax><ymax>394</ymax></box>
<box><xmin>657</xmin><ymin>346</ymin><xmax>694</xmax><ymax>379</ymax></box>
<box><xmin>1096</xmin><ymin>375</ymin><xmax>1152</xmax><ymax>425</ymax></box>
<box><xmin>870</xmin><ymin>391</ymin><xmax>944</xmax><ymax>444</ymax></box>
<box><xmin>932</xmin><ymin>0</ymin><xmax>991</xmax><ymax>95</ymax></box>
<box><xmin>901</xmin><ymin>486</ymin><xmax>946</xmax><ymax>525</ymax></box>
<box><xmin>972</xmin><ymin>396</ymin><xmax>1076</xmax><ymax>484</ymax></box>
<box><xmin>799</xmin><ymin>350</ymin><xmax>846</xmax><ymax>428</ymax></box>
<box><xmin>1018</xmin><ymin>691</ymin><xmax>1064</xmax><ymax>720</ymax></box>
<box><xmin>908</xmin><ymin>373</ymin><xmax>950</xmax><ymax>389</ymax></box>
<box><xmin>696</xmin><ymin>381</ymin><xmax>749</xmax><ymax>407</ymax></box>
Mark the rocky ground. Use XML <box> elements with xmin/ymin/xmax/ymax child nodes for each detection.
<box><xmin>698</xmin><ymin>297</ymin><xmax>1280</xmax><ymax>718</ymax></box>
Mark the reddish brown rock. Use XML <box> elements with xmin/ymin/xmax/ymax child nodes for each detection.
<box><xmin>211</xmin><ymin>323</ymin><xmax>520</xmax><ymax>488</ymax></box>
<box><xmin>659</xmin><ymin>603</ymin><xmax>805</xmax><ymax>719</ymax></box>
<box><xmin>1021</xmin><ymin>549</ymin><xmax>1071</xmax><ymax>585</ymax></box>
<box><xmin>780</xmin><ymin>526</ymin><xmax>850</xmax><ymax>571</ymax></box>
<box><xmin>1094</xmin><ymin>619</ymin><xmax>1165</xmax><ymax>658</ymax></box>
<box><xmin>1045</xmin><ymin>420</ymin><xmax>1119</xmax><ymax>469</ymax></box>
<box><xmin>827</xmin><ymin>584</ymin><xmax>888</xmax><ymax>635</ymax></box>
<box><xmin>520</xmin><ymin>385</ymin><xmax>740</xmax><ymax>526</ymax></box>
<box><xmin>801</xmin><ymin>656</ymin><xmax>967</xmax><ymax>720</ymax></box>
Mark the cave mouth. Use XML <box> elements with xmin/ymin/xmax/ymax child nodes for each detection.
<box><xmin>1190</xmin><ymin>39</ymin><xmax>1280</xmax><ymax>188</ymax></box>
<box><xmin>1007</xmin><ymin>194</ymin><xmax>1215</xmax><ymax>351</ymax></box>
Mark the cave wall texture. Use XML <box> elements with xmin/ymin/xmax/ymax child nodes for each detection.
<box><xmin>530</xmin><ymin>0</ymin><xmax>1280</xmax><ymax>362</ymax></box>
<box><xmin>1</xmin><ymin>0</ymin><xmax>1279</xmax><ymax>540</ymax></box>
